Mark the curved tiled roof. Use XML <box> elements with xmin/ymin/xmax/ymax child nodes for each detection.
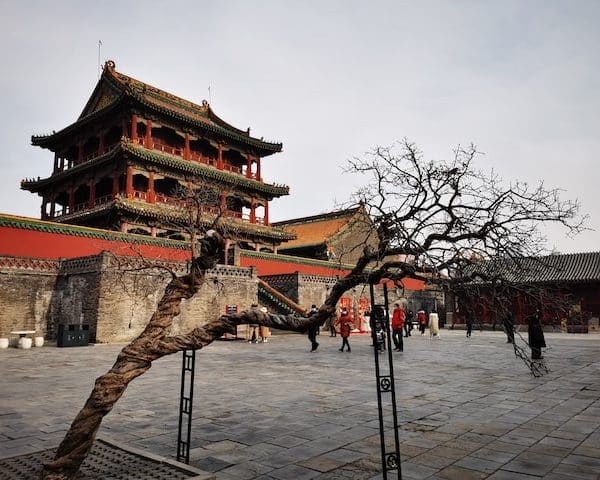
<box><xmin>113</xmin><ymin>199</ymin><xmax>296</xmax><ymax>241</ymax></box>
<box><xmin>274</xmin><ymin>207</ymin><xmax>363</xmax><ymax>250</ymax></box>
<box><xmin>123</xmin><ymin>142</ymin><xmax>289</xmax><ymax>197</ymax></box>
<box><xmin>32</xmin><ymin>61</ymin><xmax>282</xmax><ymax>155</ymax></box>
<box><xmin>463</xmin><ymin>252</ymin><xmax>600</xmax><ymax>285</ymax></box>
<box><xmin>22</xmin><ymin>141</ymin><xmax>290</xmax><ymax>198</ymax></box>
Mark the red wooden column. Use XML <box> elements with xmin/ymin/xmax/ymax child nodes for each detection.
<box><xmin>77</xmin><ymin>141</ymin><xmax>84</xmax><ymax>164</ymax></box>
<box><xmin>184</xmin><ymin>133</ymin><xmax>190</xmax><ymax>160</ymax></box>
<box><xmin>249</xmin><ymin>199</ymin><xmax>256</xmax><ymax>224</ymax></box>
<box><xmin>145</xmin><ymin>120</ymin><xmax>154</xmax><ymax>149</ymax></box>
<box><xmin>126</xmin><ymin>166</ymin><xmax>133</xmax><ymax>199</ymax></box>
<box><xmin>217</xmin><ymin>144</ymin><xmax>224</xmax><ymax>170</ymax></box>
<box><xmin>41</xmin><ymin>200</ymin><xmax>47</xmax><ymax>219</ymax></box>
<box><xmin>148</xmin><ymin>172</ymin><xmax>155</xmax><ymax>203</ymax></box>
<box><xmin>49</xmin><ymin>198</ymin><xmax>55</xmax><ymax>218</ymax></box>
<box><xmin>131</xmin><ymin>114</ymin><xmax>138</xmax><ymax>142</ymax></box>
<box><xmin>88</xmin><ymin>179</ymin><xmax>96</xmax><ymax>208</ymax></box>
<box><xmin>256</xmin><ymin>157</ymin><xmax>261</xmax><ymax>181</ymax></box>
<box><xmin>53</xmin><ymin>153</ymin><xmax>59</xmax><ymax>173</ymax></box>
<box><xmin>263</xmin><ymin>200</ymin><xmax>269</xmax><ymax>225</ymax></box>
<box><xmin>246</xmin><ymin>154</ymin><xmax>252</xmax><ymax>178</ymax></box>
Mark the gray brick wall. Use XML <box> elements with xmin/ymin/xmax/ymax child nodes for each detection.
<box><xmin>0</xmin><ymin>253</ymin><xmax>258</xmax><ymax>343</ymax></box>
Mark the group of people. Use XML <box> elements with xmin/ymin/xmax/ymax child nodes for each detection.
<box><xmin>282</xmin><ymin>302</ymin><xmax>546</xmax><ymax>362</ymax></box>
<box><xmin>307</xmin><ymin>303</ymin><xmax>443</xmax><ymax>353</ymax></box>
<box><xmin>248</xmin><ymin>302</ymin><xmax>546</xmax><ymax>361</ymax></box>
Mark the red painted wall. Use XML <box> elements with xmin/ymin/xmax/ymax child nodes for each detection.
<box><xmin>240</xmin><ymin>253</ymin><xmax>424</xmax><ymax>291</ymax></box>
<box><xmin>0</xmin><ymin>226</ymin><xmax>189</xmax><ymax>261</ymax></box>
<box><xmin>1</xmin><ymin>219</ymin><xmax>425</xmax><ymax>291</ymax></box>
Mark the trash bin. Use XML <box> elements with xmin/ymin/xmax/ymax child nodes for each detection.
<box><xmin>57</xmin><ymin>324</ymin><xmax>89</xmax><ymax>347</ymax></box>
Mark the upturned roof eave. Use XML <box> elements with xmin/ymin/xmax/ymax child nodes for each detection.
<box><xmin>112</xmin><ymin>200</ymin><xmax>296</xmax><ymax>241</ymax></box>
<box><xmin>122</xmin><ymin>142</ymin><xmax>290</xmax><ymax>197</ymax></box>
<box><xmin>42</xmin><ymin>199</ymin><xmax>296</xmax><ymax>242</ymax></box>
<box><xmin>128</xmin><ymin>92</ymin><xmax>282</xmax><ymax>155</ymax></box>
<box><xmin>31</xmin><ymin>98</ymin><xmax>125</xmax><ymax>149</ymax></box>
<box><xmin>31</xmin><ymin>64</ymin><xmax>283</xmax><ymax>155</ymax></box>
<box><xmin>21</xmin><ymin>141</ymin><xmax>290</xmax><ymax>198</ymax></box>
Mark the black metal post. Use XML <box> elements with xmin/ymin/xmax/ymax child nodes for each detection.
<box><xmin>369</xmin><ymin>282</ymin><xmax>402</xmax><ymax>479</ymax></box>
<box><xmin>177</xmin><ymin>349</ymin><xmax>196</xmax><ymax>463</ymax></box>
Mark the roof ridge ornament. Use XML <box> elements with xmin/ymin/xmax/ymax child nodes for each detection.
<box><xmin>104</xmin><ymin>60</ymin><xmax>115</xmax><ymax>71</ymax></box>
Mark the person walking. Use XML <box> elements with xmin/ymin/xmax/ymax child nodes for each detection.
<box><xmin>528</xmin><ymin>308</ymin><xmax>546</xmax><ymax>360</ymax></box>
<box><xmin>362</xmin><ymin>310</ymin><xmax>371</xmax><ymax>333</ymax></box>
<box><xmin>503</xmin><ymin>310</ymin><xmax>515</xmax><ymax>344</ymax></box>
<box><xmin>328</xmin><ymin>315</ymin><xmax>337</xmax><ymax>337</ymax></box>
<box><xmin>307</xmin><ymin>304</ymin><xmax>319</xmax><ymax>352</ymax></box>
<box><xmin>465</xmin><ymin>309</ymin><xmax>473</xmax><ymax>338</ymax></box>
<box><xmin>336</xmin><ymin>307</ymin><xmax>352</xmax><ymax>352</ymax></box>
<box><xmin>259</xmin><ymin>307</ymin><xmax>270</xmax><ymax>342</ymax></box>
<box><xmin>417</xmin><ymin>309</ymin><xmax>427</xmax><ymax>335</ymax></box>
<box><xmin>391</xmin><ymin>303</ymin><xmax>405</xmax><ymax>352</ymax></box>
<box><xmin>429</xmin><ymin>309</ymin><xmax>440</xmax><ymax>338</ymax></box>
<box><xmin>248</xmin><ymin>304</ymin><xmax>260</xmax><ymax>343</ymax></box>
<box><xmin>373</xmin><ymin>320</ymin><xmax>385</xmax><ymax>352</ymax></box>
<box><xmin>404</xmin><ymin>310</ymin><xmax>413</xmax><ymax>337</ymax></box>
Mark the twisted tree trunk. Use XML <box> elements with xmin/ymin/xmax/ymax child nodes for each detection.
<box><xmin>41</xmin><ymin>231</ymin><xmax>338</xmax><ymax>480</ymax></box>
<box><xmin>42</xmin><ymin>232</ymin><xmax>226</xmax><ymax>480</ymax></box>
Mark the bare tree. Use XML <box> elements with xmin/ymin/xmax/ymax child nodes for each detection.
<box><xmin>42</xmin><ymin>139</ymin><xmax>584</xmax><ymax>479</ymax></box>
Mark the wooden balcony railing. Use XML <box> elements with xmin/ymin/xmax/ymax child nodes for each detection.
<box><xmin>48</xmin><ymin>190</ymin><xmax>267</xmax><ymax>226</ymax></box>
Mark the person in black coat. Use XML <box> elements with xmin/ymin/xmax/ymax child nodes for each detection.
<box><xmin>404</xmin><ymin>310</ymin><xmax>413</xmax><ymax>337</ymax></box>
<box><xmin>307</xmin><ymin>304</ymin><xmax>319</xmax><ymax>352</ymax></box>
<box><xmin>528</xmin><ymin>308</ymin><xmax>546</xmax><ymax>360</ymax></box>
<box><xmin>503</xmin><ymin>310</ymin><xmax>515</xmax><ymax>344</ymax></box>
<box><xmin>465</xmin><ymin>309</ymin><xmax>474</xmax><ymax>338</ymax></box>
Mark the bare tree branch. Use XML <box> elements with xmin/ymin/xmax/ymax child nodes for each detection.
<box><xmin>44</xmin><ymin>139</ymin><xmax>586</xmax><ymax>479</ymax></box>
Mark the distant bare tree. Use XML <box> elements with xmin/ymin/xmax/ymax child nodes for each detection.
<box><xmin>42</xmin><ymin>139</ymin><xmax>584</xmax><ymax>479</ymax></box>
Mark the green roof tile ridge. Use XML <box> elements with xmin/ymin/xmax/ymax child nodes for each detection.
<box><xmin>124</xmin><ymin>142</ymin><xmax>289</xmax><ymax>196</ymax></box>
<box><xmin>241</xmin><ymin>249</ymin><xmax>353</xmax><ymax>270</ymax></box>
<box><xmin>0</xmin><ymin>214</ymin><xmax>189</xmax><ymax>250</ymax></box>
<box><xmin>130</xmin><ymin>91</ymin><xmax>281</xmax><ymax>152</ymax></box>
<box><xmin>115</xmin><ymin>198</ymin><xmax>294</xmax><ymax>241</ymax></box>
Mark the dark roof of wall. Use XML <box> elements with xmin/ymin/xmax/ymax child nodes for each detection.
<box><xmin>463</xmin><ymin>251</ymin><xmax>600</xmax><ymax>285</ymax></box>
<box><xmin>31</xmin><ymin>60</ymin><xmax>282</xmax><ymax>156</ymax></box>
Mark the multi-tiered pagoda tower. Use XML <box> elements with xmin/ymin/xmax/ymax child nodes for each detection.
<box><xmin>22</xmin><ymin>60</ymin><xmax>294</xmax><ymax>257</ymax></box>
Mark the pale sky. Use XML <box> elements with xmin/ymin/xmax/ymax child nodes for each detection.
<box><xmin>2</xmin><ymin>1</ymin><xmax>598</xmax><ymax>253</ymax></box>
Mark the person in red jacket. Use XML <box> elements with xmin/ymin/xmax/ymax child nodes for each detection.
<box><xmin>336</xmin><ymin>307</ymin><xmax>353</xmax><ymax>352</ymax></box>
<box><xmin>391</xmin><ymin>303</ymin><xmax>405</xmax><ymax>352</ymax></box>
<box><xmin>417</xmin><ymin>309</ymin><xmax>427</xmax><ymax>335</ymax></box>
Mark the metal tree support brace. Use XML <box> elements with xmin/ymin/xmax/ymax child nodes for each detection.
<box><xmin>177</xmin><ymin>349</ymin><xmax>196</xmax><ymax>464</ymax></box>
<box><xmin>369</xmin><ymin>282</ymin><xmax>402</xmax><ymax>479</ymax></box>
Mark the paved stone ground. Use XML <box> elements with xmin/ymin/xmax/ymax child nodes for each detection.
<box><xmin>1</xmin><ymin>329</ymin><xmax>599</xmax><ymax>479</ymax></box>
